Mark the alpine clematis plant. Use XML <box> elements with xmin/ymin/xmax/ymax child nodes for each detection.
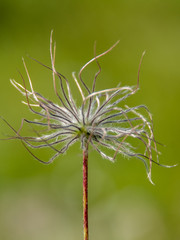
<box><xmin>2</xmin><ymin>31</ymin><xmax>175</xmax><ymax>240</ymax></box>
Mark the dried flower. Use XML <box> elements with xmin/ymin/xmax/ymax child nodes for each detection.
<box><xmin>1</xmin><ymin>31</ymin><xmax>177</xmax><ymax>240</ymax></box>
<box><xmin>3</xmin><ymin>31</ymin><xmax>174</xmax><ymax>186</ymax></box>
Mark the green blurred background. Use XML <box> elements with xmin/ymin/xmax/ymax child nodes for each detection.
<box><xmin>0</xmin><ymin>0</ymin><xmax>180</xmax><ymax>239</ymax></box>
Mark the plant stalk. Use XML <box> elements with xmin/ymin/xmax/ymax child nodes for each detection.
<box><xmin>83</xmin><ymin>144</ymin><xmax>89</xmax><ymax>240</ymax></box>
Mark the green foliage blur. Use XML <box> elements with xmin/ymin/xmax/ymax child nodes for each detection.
<box><xmin>0</xmin><ymin>0</ymin><xmax>179</xmax><ymax>239</ymax></box>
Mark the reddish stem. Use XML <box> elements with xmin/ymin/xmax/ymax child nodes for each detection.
<box><xmin>83</xmin><ymin>145</ymin><xmax>88</xmax><ymax>240</ymax></box>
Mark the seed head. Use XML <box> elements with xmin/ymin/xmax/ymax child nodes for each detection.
<box><xmin>6</xmin><ymin>31</ymin><xmax>175</xmax><ymax>184</ymax></box>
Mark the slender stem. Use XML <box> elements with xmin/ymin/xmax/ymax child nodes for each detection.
<box><xmin>83</xmin><ymin>144</ymin><xmax>89</xmax><ymax>240</ymax></box>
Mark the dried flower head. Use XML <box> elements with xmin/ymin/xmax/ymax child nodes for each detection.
<box><xmin>3</xmin><ymin>31</ymin><xmax>175</xmax><ymax>184</ymax></box>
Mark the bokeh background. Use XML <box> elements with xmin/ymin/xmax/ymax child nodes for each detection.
<box><xmin>0</xmin><ymin>0</ymin><xmax>180</xmax><ymax>239</ymax></box>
